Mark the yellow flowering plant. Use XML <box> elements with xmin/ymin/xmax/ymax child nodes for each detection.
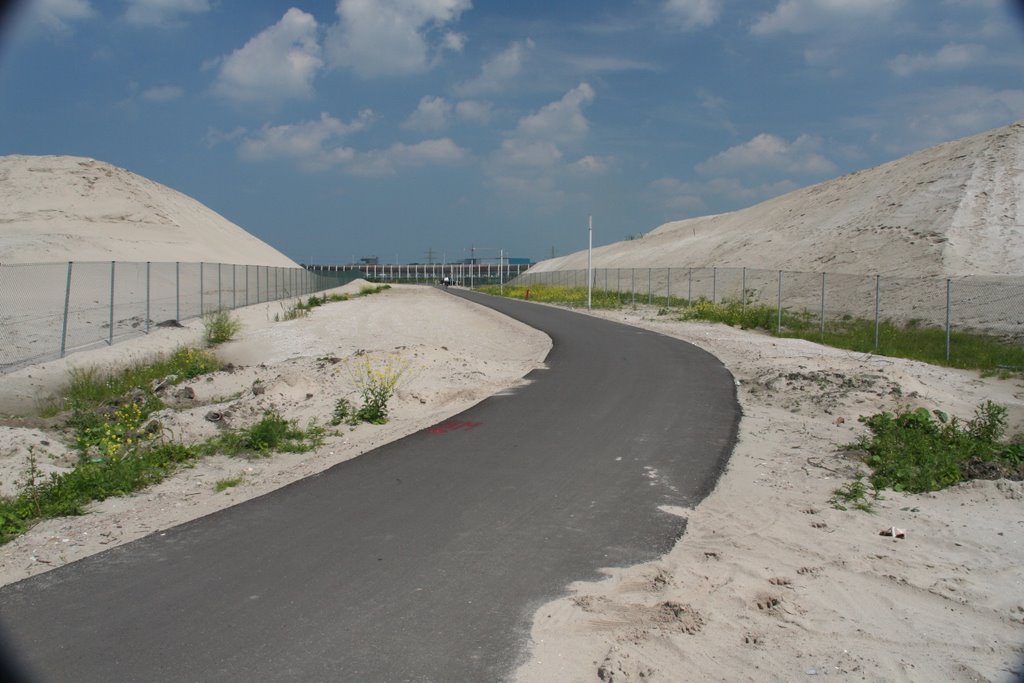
<box><xmin>344</xmin><ymin>353</ymin><xmax>411</xmax><ymax>425</ymax></box>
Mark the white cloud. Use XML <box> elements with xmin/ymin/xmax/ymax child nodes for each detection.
<box><xmin>696</xmin><ymin>133</ymin><xmax>837</xmax><ymax>175</ymax></box>
<box><xmin>347</xmin><ymin>138</ymin><xmax>468</xmax><ymax>176</ymax></box>
<box><xmin>238</xmin><ymin>111</ymin><xmax>372</xmax><ymax>170</ymax></box>
<box><xmin>498</xmin><ymin>140</ymin><xmax>563</xmax><ymax>167</ymax></box>
<box><xmin>455</xmin><ymin>39</ymin><xmax>533</xmax><ymax>96</ymax></box>
<box><xmin>570</xmin><ymin>155</ymin><xmax>611</xmax><ymax>174</ymax></box>
<box><xmin>849</xmin><ymin>86</ymin><xmax>1024</xmax><ymax>152</ymax></box>
<box><xmin>513</xmin><ymin>82</ymin><xmax>595</xmax><ymax>145</ymax></box>
<box><xmin>889</xmin><ymin>43</ymin><xmax>984</xmax><ymax>77</ymax></box>
<box><xmin>141</xmin><ymin>85</ymin><xmax>184</xmax><ymax>102</ymax></box>
<box><xmin>23</xmin><ymin>0</ymin><xmax>94</xmax><ymax>33</ymax></box>
<box><xmin>401</xmin><ymin>96</ymin><xmax>453</xmax><ymax>131</ymax></box>
<box><xmin>663</xmin><ymin>0</ymin><xmax>721</xmax><ymax>30</ymax></box>
<box><xmin>213</xmin><ymin>8</ymin><xmax>323</xmax><ymax>103</ymax></box>
<box><xmin>485</xmin><ymin>83</ymin><xmax>600</xmax><ymax>196</ymax></box>
<box><xmin>752</xmin><ymin>0</ymin><xmax>899</xmax><ymax>35</ymax></box>
<box><xmin>442</xmin><ymin>31</ymin><xmax>466</xmax><ymax>52</ymax></box>
<box><xmin>652</xmin><ymin>176</ymin><xmax>800</xmax><ymax>214</ymax></box>
<box><xmin>455</xmin><ymin>100</ymin><xmax>493</xmax><ymax>124</ymax></box>
<box><xmin>123</xmin><ymin>0</ymin><xmax>210</xmax><ymax>27</ymax></box>
<box><xmin>326</xmin><ymin>0</ymin><xmax>471</xmax><ymax>78</ymax></box>
<box><xmin>205</xmin><ymin>126</ymin><xmax>247</xmax><ymax>147</ymax></box>
<box><xmin>237</xmin><ymin>112</ymin><xmax>466</xmax><ymax>176</ymax></box>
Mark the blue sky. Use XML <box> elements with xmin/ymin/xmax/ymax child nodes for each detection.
<box><xmin>2</xmin><ymin>0</ymin><xmax>1023</xmax><ymax>265</ymax></box>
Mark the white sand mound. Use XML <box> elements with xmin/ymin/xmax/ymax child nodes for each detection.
<box><xmin>533</xmin><ymin>120</ymin><xmax>1024</xmax><ymax>278</ymax></box>
<box><xmin>0</xmin><ymin>155</ymin><xmax>297</xmax><ymax>267</ymax></box>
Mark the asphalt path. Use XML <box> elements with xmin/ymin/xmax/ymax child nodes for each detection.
<box><xmin>0</xmin><ymin>289</ymin><xmax>740</xmax><ymax>682</ymax></box>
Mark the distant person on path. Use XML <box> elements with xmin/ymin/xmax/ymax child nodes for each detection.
<box><xmin>442</xmin><ymin>276</ymin><xmax>451</xmax><ymax>288</ymax></box>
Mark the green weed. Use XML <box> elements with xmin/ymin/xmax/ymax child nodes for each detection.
<box><xmin>346</xmin><ymin>354</ymin><xmax>409</xmax><ymax>424</ymax></box>
<box><xmin>829</xmin><ymin>474</ymin><xmax>879</xmax><ymax>512</ymax></box>
<box><xmin>214</xmin><ymin>476</ymin><xmax>243</xmax><ymax>492</ymax></box>
<box><xmin>851</xmin><ymin>401</ymin><xmax>1023</xmax><ymax>493</ymax></box>
<box><xmin>203</xmin><ymin>411</ymin><xmax>325</xmax><ymax>456</ymax></box>
<box><xmin>203</xmin><ymin>309</ymin><xmax>242</xmax><ymax>346</ymax></box>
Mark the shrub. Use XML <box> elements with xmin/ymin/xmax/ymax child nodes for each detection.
<box><xmin>852</xmin><ymin>401</ymin><xmax>1020</xmax><ymax>493</ymax></box>
<box><xmin>347</xmin><ymin>354</ymin><xmax>410</xmax><ymax>424</ymax></box>
<box><xmin>203</xmin><ymin>309</ymin><xmax>242</xmax><ymax>345</ymax></box>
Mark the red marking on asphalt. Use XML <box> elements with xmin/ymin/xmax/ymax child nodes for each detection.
<box><xmin>429</xmin><ymin>420</ymin><xmax>482</xmax><ymax>434</ymax></box>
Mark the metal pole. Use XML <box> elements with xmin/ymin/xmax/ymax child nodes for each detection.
<box><xmin>712</xmin><ymin>267</ymin><xmax>717</xmax><ymax>303</ymax></box>
<box><xmin>945</xmin><ymin>278</ymin><xmax>952</xmax><ymax>361</ymax></box>
<box><xmin>146</xmin><ymin>261</ymin><xmax>151</xmax><ymax>334</ymax></box>
<box><xmin>741</xmin><ymin>267</ymin><xmax>746</xmax><ymax>314</ymax></box>
<box><xmin>648</xmin><ymin>268</ymin><xmax>652</xmax><ymax>305</ymax></box>
<box><xmin>175</xmin><ymin>261</ymin><xmax>180</xmax><ymax>321</ymax></box>
<box><xmin>200</xmin><ymin>262</ymin><xmax>204</xmax><ymax>318</ymax></box>
<box><xmin>232</xmin><ymin>265</ymin><xmax>237</xmax><ymax>309</ymax></box>
<box><xmin>687</xmin><ymin>267</ymin><xmax>692</xmax><ymax>303</ymax></box>
<box><xmin>777</xmin><ymin>270</ymin><xmax>783</xmax><ymax>333</ymax></box>
<box><xmin>666</xmin><ymin>267</ymin><xmax>671</xmax><ymax>307</ymax></box>
<box><xmin>218</xmin><ymin>263</ymin><xmax>223</xmax><ymax>311</ymax></box>
<box><xmin>108</xmin><ymin>260</ymin><xmax>115</xmax><ymax>345</ymax></box>
<box><xmin>587</xmin><ymin>215</ymin><xmax>593</xmax><ymax>310</ymax></box>
<box><xmin>820</xmin><ymin>272</ymin><xmax>827</xmax><ymax>337</ymax></box>
<box><xmin>874</xmin><ymin>274</ymin><xmax>881</xmax><ymax>350</ymax></box>
<box><xmin>60</xmin><ymin>261</ymin><xmax>73</xmax><ymax>358</ymax></box>
<box><xmin>631</xmin><ymin>268</ymin><xmax>635</xmax><ymax>305</ymax></box>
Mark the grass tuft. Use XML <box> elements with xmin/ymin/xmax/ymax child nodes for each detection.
<box><xmin>203</xmin><ymin>309</ymin><xmax>242</xmax><ymax>346</ymax></box>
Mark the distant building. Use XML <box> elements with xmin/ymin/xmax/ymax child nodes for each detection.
<box><xmin>359</xmin><ymin>256</ymin><xmax>380</xmax><ymax>265</ymax></box>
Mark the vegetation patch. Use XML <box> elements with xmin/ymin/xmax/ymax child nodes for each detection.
<box><xmin>201</xmin><ymin>412</ymin><xmax>324</xmax><ymax>457</ymax></box>
<box><xmin>203</xmin><ymin>309</ymin><xmax>242</xmax><ymax>346</ymax></box>
<box><xmin>0</xmin><ymin>349</ymin><xmax>324</xmax><ymax>545</ymax></box>
<box><xmin>849</xmin><ymin>401</ymin><xmax>1024</xmax><ymax>494</ymax></box>
<box><xmin>275</xmin><ymin>285</ymin><xmax>390</xmax><ymax>321</ymax></box>
<box><xmin>481</xmin><ymin>284</ymin><xmax>1024</xmax><ymax>374</ymax></box>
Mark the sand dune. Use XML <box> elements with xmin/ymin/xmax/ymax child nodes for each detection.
<box><xmin>532</xmin><ymin>120</ymin><xmax>1024</xmax><ymax>278</ymax></box>
<box><xmin>0</xmin><ymin>155</ymin><xmax>297</xmax><ymax>267</ymax></box>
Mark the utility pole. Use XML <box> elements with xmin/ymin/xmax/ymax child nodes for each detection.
<box><xmin>424</xmin><ymin>248</ymin><xmax>437</xmax><ymax>265</ymax></box>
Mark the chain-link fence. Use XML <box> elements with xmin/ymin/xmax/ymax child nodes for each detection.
<box><xmin>512</xmin><ymin>266</ymin><xmax>1024</xmax><ymax>359</ymax></box>
<box><xmin>0</xmin><ymin>261</ymin><xmax>357</xmax><ymax>373</ymax></box>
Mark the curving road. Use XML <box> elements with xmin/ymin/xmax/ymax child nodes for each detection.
<box><xmin>0</xmin><ymin>289</ymin><xmax>739</xmax><ymax>682</ymax></box>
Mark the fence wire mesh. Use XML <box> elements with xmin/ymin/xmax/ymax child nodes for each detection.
<box><xmin>512</xmin><ymin>266</ymin><xmax>1024</xmax><ymax>360</ymax></box>
<box><xmin>0</xmin><ymin>261</ymin><xmax>353</xmax><ymax>373</ymax></box>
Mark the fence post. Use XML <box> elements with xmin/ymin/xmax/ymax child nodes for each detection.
<box><xmin>245</xmin><ymin>266</ymin><xmax>250</xmax><ymax>306</ymax></box>
<box><xmin>256</xmin><ymin>266</ymin><xmax>261</xmax><ymax>304</ymax></box>
<box><xmin>232</xmin><ymin>265</ymin><xmax>237</xmax><ymax>310</ymax></box>
<box><xmin>175</xmin><ymin>261</ymin><xmax>180</xmax><ymax>321</ymax></box>
<box><xmin>631</xmin><ymin>268</ymin><xmax>636</xmax><ymax>305</ymax></box>
<box><xmin>666</xmin><ymin>267</ymin><xmax>671</xmax><ymax>307</ymax></box>
<box><xmin>687</xmin><ymin>267</ymin><xmax>692</xmax><ymax>303</ymax></box>
<box><xmin>820</xmin><ymin>272</ymin><xmax>826</xmax><ymax>337</ymax></box>
<box><xmin>777</xmin><ymin>270</ymin><xmax>783</xmax><ymax>333</ymax></box>
<box><xmin>946</xmin><ymin>278</ymin><xmax>952</xmax><ymax>361</ymax></box>
<box><xmin>874</xmin><ymin>274</ymin><xmax>880</xmax><ymax>351</ymax></box>
<box><xmin>712</xmin><ymin>267</ymin><xmax>717</xmax><ymax>303</ymax></box>
<box><xmin>218</xmin><ymin>263</ymin><xmax>223</xmax><ymax>311</ymax></box>
<box><xmin>648</xmin><ymin>268</ymin><xmax>652</xmax><ymax>305</ymax></box>
<box><xmin>146</xmin><ymin>261</ymin><xmax>151</xmax><ymax>334</ymax></box>
<box><xmin>741</xmin><ymin>267</ymin><xmax>747</xmax><ymax>314</ymax></box>
<box><xmin>108</xmin><ymin>260</ymin><xmax>115</xmax><ymax>345</ymax></box>
<box><xmin>200</xmin><ymin>262</ymin><xmax>204</xmax><ymax>318</ymax></box>
<box><xmin>60</xmin><ymin>261</ymin><xmax>73</xmax><ymax>358</ymax></box>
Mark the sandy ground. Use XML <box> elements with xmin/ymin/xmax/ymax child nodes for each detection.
<box><xmin>1</xmin><ymin>286</ymin><xmax>1023</xmax><ymax>682</ymax></box>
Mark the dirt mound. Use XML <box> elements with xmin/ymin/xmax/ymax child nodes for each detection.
<box><xmin>532</xmin><ymin>120</ymin><xmax>1024</xmax><ymax>278</ymax></box>
<box><xmin>0</xmin><ymin>155</ymin><xmax>297</xmax><ymax>266</ymax></box>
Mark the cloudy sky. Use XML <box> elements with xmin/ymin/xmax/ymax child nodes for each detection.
<box><xmin>2</xmin><ymin>0</ymin><xmax>1023</xmax><ymax>264</ymax></box>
